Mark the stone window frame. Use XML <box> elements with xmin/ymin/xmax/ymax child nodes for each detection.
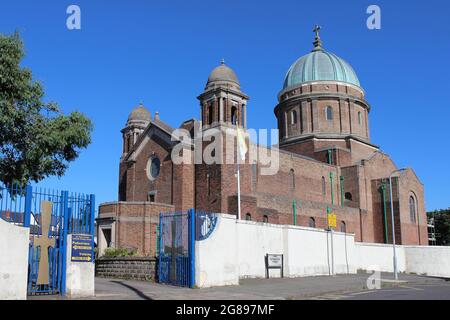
<box><xmin>321</xmin><ymin>176</ymin><xmax>326</xmax><ymax>198</ymax></box>
<box><xmin>291</xmin><ymin>110</ymin><xmax>297</xmax><ymax>125</ymax></box>
<box><xmin>147</xmin><ymin>191</ymin><xmax>157</xmax><ymax>203</ymax></box>
<box><xmin>325</xmin><ymin>106</ymin><xmax>333</xmax><ymax>121</ymax></box>
<box><xmin>146</xmin><ymin>155</ymin><xmax>161</xmax><ymax>181</ymax></box>
<box><xmin>409</xmin><ymin>192</ymin><xmax>417</xmax><ymax>223</ymax></box>
<box><xmin>289</xmin><ymin>169</ymin><xmax>295</xmax><ymax>190</ymax></box>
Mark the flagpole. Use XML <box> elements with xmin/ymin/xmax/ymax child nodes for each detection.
<box><xmin>236</xmin><ymin>125</ymin><xmax>247</xmax><ymax>221</ymax></box>
<box><xmin>237</xmin><ymin>161</ymin><xmax>241</xmax><ymax>220</ymax></box>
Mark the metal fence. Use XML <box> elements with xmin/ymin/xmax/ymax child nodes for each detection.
<box><xmin>158</xmin><ymin>210</ymin><xmax>193</xmax><ymax>287</ymax></box>
<box><xmin>157</xmin><ymin>209</ymin><xmax>217</xmax><ymax>288</ymax></box>
<box><xmin>0</xmin><ymin>183</ymin><xmax>95</xmax><ymax>296</ymax></box>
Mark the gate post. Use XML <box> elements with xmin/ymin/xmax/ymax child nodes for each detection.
<box><xmin>23</xmin><ymin>185</ymin><xmax>32</xmax><ymax>227</ymax></box>
<box><xmin>188</xmin><ymin>208</ymin><xmax>195</xmax><ymax>288</ymax></box>
<box><xmin>158</xmin><ymin>212</ymin><xmax>162</xmax><ymax>283</ymax></box>
<box><xmin>60</xmin><ymin>191</ymin><xmax>69</xmax><ymax>295</ymax></box>
<box><xmin>89</xmin><ymin>194</ymin><xmax>96</xmax><ymax>263</ymax></box>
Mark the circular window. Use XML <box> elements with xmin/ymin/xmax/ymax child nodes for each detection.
<box><xmin>147</xmin><ymin>157</ymin><xmax>161</xmax><ymax>181</ymax></box>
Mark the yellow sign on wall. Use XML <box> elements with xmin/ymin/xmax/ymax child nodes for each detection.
<box><xmin>328</xmin><ymin>212</ymin><xmax>337</xmax><ymax>229</ymax></box>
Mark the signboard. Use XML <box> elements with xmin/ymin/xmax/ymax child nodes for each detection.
<box><xmin>267</xmin><ymin>254</ymin><xmax>283</xmax><ymax>268</ymax></box>
<box><xmin>71</xmin><ymin>234</ymin><xmax>93</xmax><ymax>262</ymax></box>
<box><xmin>328</xmin><ymin>212</ymin><xmax>337</xmax><ymax>229</ymax></box>
<box><xmin>265</xmin><ymin>254</ymin><xmax>284</xmax><ymax>278</ymax></box>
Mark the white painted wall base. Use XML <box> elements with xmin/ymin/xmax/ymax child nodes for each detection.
<box><xmin>65</xmin><ymin>234</ymin><xmax>95</xmax><ymax>298</ymax></box>
<box><xmin>0</xmin><ymin>219</ymin><xmax>29</xmax><ymax>300</ymax></box>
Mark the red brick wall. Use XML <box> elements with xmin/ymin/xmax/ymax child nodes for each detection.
<box><xmin>99</xmin><ymin>202</ymin><xmax>175</xmax><ymax>256</ymax></box>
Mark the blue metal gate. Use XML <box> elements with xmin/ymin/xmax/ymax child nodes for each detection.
<box><xmin>157</xmin><ymin>209</ymin><xmax>217</xmax><ymax>288</ymax></box>
<box><xmin>158</xmin><ymin>209</ymin><xmax>194</xmax><ymax>287</ymax></box>
<box><xmin>0</xmin><ymin>183</ymin><xmax>95</xmax><ymax>296</ymax></box>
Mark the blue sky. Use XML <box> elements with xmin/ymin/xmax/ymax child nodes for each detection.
<box><xmin>0</xmin><ymin>0</ymin><xmax>449</xmax><ymax>211</ymax></box>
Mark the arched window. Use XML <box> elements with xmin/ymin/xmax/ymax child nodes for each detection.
<box><xmin>358</xmin><ymin>111</ymin><xmax>362</xmax><ymax>125</ymax></box>
<box><xmin>231</xmin><ymin>106</ymin><xmax>238</xmax><ymax>125</ymax></box>
<box><xmin>146</xmin><ymin>156</ymin><xmax>161</xmax><ymax>181</ymax></box>
<box><xmin>345</xmin><ymin>192</ymin><xmax>353</xmax><ymax>201</ymax></box>
<box><xmin>309</xmin><ymin>217</ymin><xmax>316</xmax><ymax>228</ymax></box>
<box><xmin>252</xmin><ymin>161</ymin><xmax>257</xmax><ymax>186</ymax></box>
<box><xmin>208</xmin><ymin>104</ymin><xmax>213</xmax><ymax>125</ymax></box>
<box><xmin>409</xmin><ymin>195</ymin><xmax>417</xmax><ymax>223</ymax></box>
<box><xmin>291</xmin><ymin>110</ymin><xmax>297</xmax><ymax>125</ymax></box>
<box><xmin>340</xmin><ymin>221</ymin><xmax>346</xmax><ymax>233</ymax></box>
<box><xmin>321</xmin><ymin>176</ymin><xmax>326</xmax><ymax>197</ymax></box>
<box><xmin>326</xmin><ymin>106</ymin><xmax>333</xmax><ymax>121</ymax></box>
<box><xmin>289</xmin><ymin>169</ymin><xmax>295</xmax><ymax>190</ymax></box>
<box><xmin>245</xmin><ymin>213</ymin><xmax>251</xmax><ymax>221</ymax></box>
<box><xmin>206</xmin><ymin>172</ymin><xmax>211</xmax><ymax>196</ymax></box>
<box><xmin>263</xmin><ymin>215</ymin><xmax>269</xmax><ymax>223</ymax></box>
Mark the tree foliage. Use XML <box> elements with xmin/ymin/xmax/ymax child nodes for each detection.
<box><xmin>0</xmin><ymin>32</ymin><xmax>92</xmax><ymax>188</ymax></box>
<box><xmin>427</xmin><ymin>208</ymin><xmax>450</xmax><ymax>246</ymax></box>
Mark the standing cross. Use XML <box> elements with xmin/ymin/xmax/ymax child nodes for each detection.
<box><xmin>34</xmin><ymin>201</ymin><xmax>55</xmax><ymax>285</ymax></box>
<box><xmin>313</xmin><ymin>25</ymin><xmax>321</xmax><ymax>39</ymax></box>
<box><xmin>164</xmin><ymin>219</ymin><xmax>185</xmax><ymax>283</ymax></box>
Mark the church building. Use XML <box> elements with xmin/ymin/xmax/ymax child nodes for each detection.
<box><xmin>97</xmin><ymin>29</ymin><xmax>427</xmax><ymax>257</ymax></box>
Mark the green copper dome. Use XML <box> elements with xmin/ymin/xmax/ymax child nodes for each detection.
<box><xmin>283</xmin><ymin>26</ymin><xmax>361</xmax><ymax>89</ymax></box>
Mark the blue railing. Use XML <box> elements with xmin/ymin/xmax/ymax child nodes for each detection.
<box><xmin>158</xmin><ymin>209</ymin><xmax>196</xmax><ymax>288</ymax></box>
<box><xmin>0</xmin><ymin>183</ymin><xmax>28</xmax><ymax>225</ymax></box>
<box><xmin>0</xmin><ymin>182</ymin><xmax>95</xmax><ymax>296</ymax></box>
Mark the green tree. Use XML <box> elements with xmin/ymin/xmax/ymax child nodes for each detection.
<box><xmin>0</xmin><ymin>32</ymin><xmax>92</xmax><ymax>188</ymax></box>
<box><xmin>427</xmin><ymin>208</ymin><xmax>450</xmax><ymax>246</ymax></box>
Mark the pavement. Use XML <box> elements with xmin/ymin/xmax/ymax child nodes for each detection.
<box><xmin>27</xmin><ymin>271</ymin><xmax>450</xmax><ymax>300</ymax></box>
<box><xmin>86</xmin><ymin>272</ymin><xmax>449</xmax><ymax>300</ymax></box>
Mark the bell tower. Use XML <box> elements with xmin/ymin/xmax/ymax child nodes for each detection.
<box><xmin>121</xmin><ymin>103</ymin><xmax>151</xmax><ymax>157</ymax></box>
<box><xmin>198</xmin><ymin>59</ymin><xmax>249</xmax><ymax>129</ymax></box>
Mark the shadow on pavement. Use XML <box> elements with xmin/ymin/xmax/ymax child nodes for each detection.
<box><xmin>110</xmin><ymin>280</ymin><xmax>153</xmax><ymax>300</ymax></box>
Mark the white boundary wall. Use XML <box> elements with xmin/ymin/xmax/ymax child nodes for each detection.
<box><xmin>195</xmin><ymin>214</ymin><xmax>357</xmax><ymax>288</ymax></box>
<box><xmin>354</xmin><ymin>242</ymin><xmax>407</xmax><ymax>273</ymax></box>
<box><xmin>196</xmin><ymin>214</ymin><xmax>450</xmax><ymax>288</ymax></box>
<box><xmin>0</xmin><ymin>218</ymin><xmax>30</xmax><ymax>300</ymax></box>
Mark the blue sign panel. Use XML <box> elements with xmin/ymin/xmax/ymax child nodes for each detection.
<box><xmin>71</xmin><ymin>234</ymin><xmax>93</xmax><ymax>262</ymax></box>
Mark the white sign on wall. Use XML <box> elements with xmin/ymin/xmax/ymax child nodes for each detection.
<box><xmin>267</xmin><ymin>254</ymin><xmax>283</xmax><ymax>268</ymax></box>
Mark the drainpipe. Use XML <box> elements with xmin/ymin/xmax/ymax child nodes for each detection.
<box><xmin>329</xmin><ymin>172</ymin><xmax>334</xmax><ymax>206</ymax></box>
<box><xmin>327</xmin><ymin>149</ymin><xmax>332</xmax><ymax>165</ymax></box>
<box><xmin>380</xmin><ymin>181</ymin><xmax>389</xmax><ymax>244</ymax></box>
<box><xmin>340</xmin><ymin>176</ymin><xmax>344</xmax><ymax>207</ymax></box>
<box><xmin>292</xmin><ymin>200</ymin><xmax>297</xmax><ymax>226</ymax></box>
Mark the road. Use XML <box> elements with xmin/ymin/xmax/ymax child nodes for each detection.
<box><xmin>90</xmin><ymin>272</ymin><xmax>450</xmax><ymax>300</ymax></box>
<box><xmin>312</xmin><ymin>283</ymin><xmax>450</xmax><ymax>300</ymax></box>
<box><xmin>28</xmin><ymin>272</ymin><xmax>450</xmax><ymax>300</ymax></box>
